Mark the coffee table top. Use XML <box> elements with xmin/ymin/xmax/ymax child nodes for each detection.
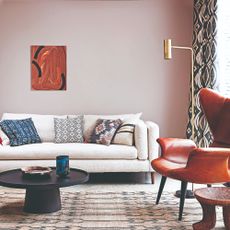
<box><xmin>194</xmin><ymin>187</ymin><xmax>230</xmax><ymax>206</ymax></box>
<box><xmin>0</xmin><ymin>168</ymin><xmax>89</xmax><ymax>189</ymax></box>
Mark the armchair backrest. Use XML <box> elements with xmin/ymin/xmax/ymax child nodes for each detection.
<box><xmin>199</xmin><ymin>88</ymin><xmax>230</xmax><ymax>147</ymax></box>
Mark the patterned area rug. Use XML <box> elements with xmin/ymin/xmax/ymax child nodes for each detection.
<box><xmin>0</xmin><ymin>189</ymin><xmax>225</xmax><ymax>230</ymax></box>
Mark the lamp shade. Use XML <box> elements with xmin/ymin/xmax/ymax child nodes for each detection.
<box><xmin>164</xmin><ymin>39</ymin><xmax>172</xmax><ymax>59</ymax></box>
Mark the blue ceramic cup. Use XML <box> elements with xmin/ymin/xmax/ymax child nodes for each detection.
<box><xmin>56</xmin><ymin>155</ymin><xmax>70</xmax><ymax>177</ymax></box>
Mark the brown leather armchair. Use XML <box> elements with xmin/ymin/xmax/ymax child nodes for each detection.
<box><xmin>151</xmin><ymin>88</ymin><xmax>230</xmax><ymax>221</ymax></box>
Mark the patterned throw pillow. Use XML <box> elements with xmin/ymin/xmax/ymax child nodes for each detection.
<box><xmin>0</xmin><ymin>118</ymin><xmax>41</xmax><ymax>146</ymax></box>
<box><xmin>54</xmin><ymin>116</ymin><xmax>84</xmax><ymax>143</ymax></box>
<box><xmin>90</xmin><ymin>119</ymin><xmax>122</xmax><ymax>146</ymax></box>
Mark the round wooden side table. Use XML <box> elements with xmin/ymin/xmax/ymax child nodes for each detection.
<box><xmin>193</xmin><ymin>187</ymin><xmax>230</xmax><ymax>230</ymax></box>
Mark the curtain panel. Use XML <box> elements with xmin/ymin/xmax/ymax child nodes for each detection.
<box><xmin>186</xmin><ymin>0</ymin><xmax>218</xmax><ymax>147</ymax></box>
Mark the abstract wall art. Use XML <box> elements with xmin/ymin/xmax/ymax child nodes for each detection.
<box><xmin>31</xmin><ymin>46</ymin><xmax>66</xmax><ymax>90</ymax></box>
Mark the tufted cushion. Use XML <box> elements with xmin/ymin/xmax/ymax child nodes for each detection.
<box><xmin>90</xmin><ymin>119</ymin><xmax>122</xmax><ymax>146</ymax></box>
<box><xmin>54</xmin><ymin>116</ymin><xmax>84</xmax><ymax>143</ymax></box>
<box><xmin>0</xmin><ymin>118</ymin><xmax>41</xmax><ymax>146</ymax></box>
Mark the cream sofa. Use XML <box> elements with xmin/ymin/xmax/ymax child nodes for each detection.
<box><xmin>0</xmin><ymin>113</ymin><xmax>159</xmax><ymax>176</ymax></box>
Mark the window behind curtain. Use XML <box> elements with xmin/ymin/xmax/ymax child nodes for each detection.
<box><xmin>218</xmin><ymin>0</ymin><xmax>230</xmax><ymax>96</ymax></box>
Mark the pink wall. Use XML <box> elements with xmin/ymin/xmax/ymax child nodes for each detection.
<box><xmin>0</xmin><ymin>0</ymin><xmax>193</xmax><ymax>138</ymax></box>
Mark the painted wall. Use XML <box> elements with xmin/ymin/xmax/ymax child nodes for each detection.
<box><xmin>0</xmin><ymin>0</ymin><xmax>193</xmax><ymax>137</ymax></box>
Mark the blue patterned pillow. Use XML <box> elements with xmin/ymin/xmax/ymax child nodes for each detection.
<box><xmin>0</xmin><ymin>118</ymin><xmax>41</xmax><ymax>146</ymax></box>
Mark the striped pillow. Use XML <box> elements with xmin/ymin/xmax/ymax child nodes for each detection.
<box><xmin>112</xmin><ymin>119</ymin><xmax>137</xmax><ymax>146</ymax></box>
<box><xmin>0</xmin><ymin>118</ymin><xmax>41</xmax><ymax>146</ymax></box>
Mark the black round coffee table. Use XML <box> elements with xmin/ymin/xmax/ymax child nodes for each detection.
<box><xmin>0</xmin><ymin>168</ymin><xmax>89</xmax><ymax>214</ymax></box>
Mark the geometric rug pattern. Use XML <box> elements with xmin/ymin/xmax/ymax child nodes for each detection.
<box><xmin>0</xmin><ymin>189</ymin><xmax>225</xmax><ymax>230</ymax></box>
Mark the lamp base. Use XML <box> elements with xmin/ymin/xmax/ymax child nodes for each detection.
<box><xmin>174</xmin><ymin>190</ymin><xmax>195</xmax><ymax>199</ymax></box>
<box><xmin>224</xmin><ymin>182</ymin><xmax>230</xmax><ymax>187</ymax></box>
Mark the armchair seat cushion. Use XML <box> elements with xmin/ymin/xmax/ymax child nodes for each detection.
<box><xmin>151</xmin><ymin>157</ymin><xmax>186</xmax><ymax>177</ymax></box>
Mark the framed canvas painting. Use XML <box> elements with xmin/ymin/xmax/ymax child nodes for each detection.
<box><xmin>31</xmin><ymin>46</ymin><xmax>66</xmax><ymax>90</ymax></box>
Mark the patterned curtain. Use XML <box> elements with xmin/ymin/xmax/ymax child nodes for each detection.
<box><xmin>186</xmin><ymin>0</ymin><xmax>218</xmax><ymax>147</ymax></box>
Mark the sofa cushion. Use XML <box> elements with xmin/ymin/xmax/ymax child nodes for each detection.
<box><xmin>78</xmin><ymin>113</ymin><xmax>142</xmax><ymax>142</ymax></box>
<box><xmin>54</xmin><ymin>116</ymin><xmax>84</xmax><ymax>143</ymax></box>
<box><xmin>0</xmin><ymin>143</ymin><xmax>137</xmax><ymax>160</ymax></box>
<box><xmin>90</xmin><ymin>119</ymin><xmax>122</xmax><ymax>145</ymax></box>
<box><xmin>1</xmin><ymin>113</ymin><xmax>66</xmax><ymax>142</ymax></box>
<box><xmin>0</xmin><ymin>118</ymin><xmax>41</xmax><ymax>146</ymax></box>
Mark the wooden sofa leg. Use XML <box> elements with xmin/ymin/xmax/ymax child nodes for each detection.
<box><xmin>150</xmin><ymin>172</ymin><xmax>155</xmax><ymax>184</ymax></box>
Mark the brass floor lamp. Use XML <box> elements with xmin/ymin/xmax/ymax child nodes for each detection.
<box><xmin>164</xmin><ymin>39</ymin><xmax>195</xmax><ymax>198</ymax></box>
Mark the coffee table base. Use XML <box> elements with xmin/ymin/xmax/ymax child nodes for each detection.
<box><xmin>24</xmin><ymin>187</ymin><xmax>61</xmax><ymax>213</ymax></box>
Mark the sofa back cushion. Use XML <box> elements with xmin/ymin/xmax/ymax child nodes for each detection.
<box><xmin>1</xmin><ymin>113</ymin><xmax>142</xmax><ymax>143</ymax></box>
<box><xmin>1</xmin><ymin>113</ymin><xmax>66</xmax><ymax>142</ymax></box>
<box><xmin>70</xmin><ymin>113</ymin><xmax>142</xmax><ymax>142</ymax></box>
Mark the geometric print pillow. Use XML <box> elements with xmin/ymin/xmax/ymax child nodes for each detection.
<box><xmin>0</xmin><ymin>118</ymin><xmax>41</xmax><ymax>146</ymax></box>
<box><xmin>90</xmin><ymin>119</ymin><xmax>122</xmax><ymax>146</ymax></box>
<box><xmin>54</xmin><ymin>116</ymin><xmax>84</xmax><ymax>143</ymax></box>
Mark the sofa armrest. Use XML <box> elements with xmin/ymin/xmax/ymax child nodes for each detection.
<box><xmin>145</xmin><ymin>121</ymin><xmax>159</xmax><ymax>161</ymax></box>
<box><xmin>134</xmin><ymin>120</ymin><xmax>148</xmax><ymax>160</ymax></box>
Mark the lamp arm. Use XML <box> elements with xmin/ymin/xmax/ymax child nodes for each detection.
<box><xmin>172</xmin><ymin>46</ymin><xmax>195</xmax><ymax>141</ymax></box>
<box><xmin>191</xmin><ymin>49</ymin><xmax>195</xmax><ymax>142</ymax></box>
<box><xmin>172</xmin><ymin>46</ymin><xmax>193</xmax><ymax>51</ymax></box>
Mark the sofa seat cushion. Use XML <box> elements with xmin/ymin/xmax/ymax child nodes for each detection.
<box><xmin>0</xmin><ymin>143</ymin><xmax>137</xmax><ymax>160</ymax></box>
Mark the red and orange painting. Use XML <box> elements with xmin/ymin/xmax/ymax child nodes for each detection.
<box><xmin>31</xmin><ymin>46</ymin><xmax>66</xmax><ymax>90</ymax></box>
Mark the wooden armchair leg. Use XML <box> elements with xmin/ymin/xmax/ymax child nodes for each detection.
<box><xmin>179</xmin><ymin>181</ymin><xmax>188</xmax><ymax>221</ymax></box>
<box><xmin>156</xmin><ymin>176</ymin><xmax>167</xmax><ymax>205</ymax></box>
